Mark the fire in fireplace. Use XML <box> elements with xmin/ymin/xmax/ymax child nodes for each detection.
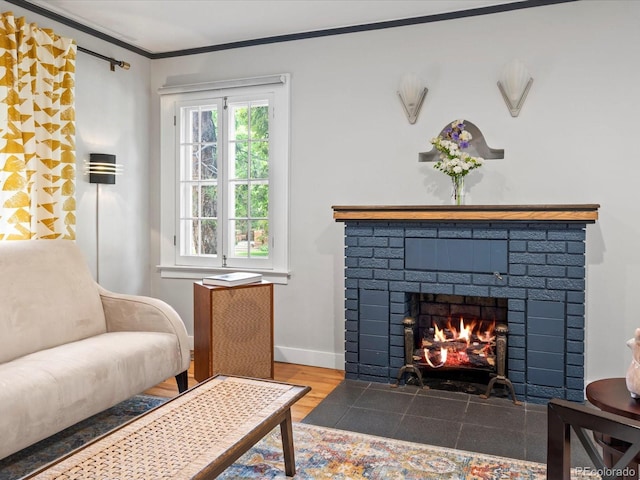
<box><xmin>418</xmin><ymin>316</ymin><xmax>496</xmax><ymax>370</ymax></box>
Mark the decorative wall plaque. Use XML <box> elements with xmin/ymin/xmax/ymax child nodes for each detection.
<box><xmin>419</xmin><ymin>120</ymin><xmax>504</xmax><ymax>163</ymax></box>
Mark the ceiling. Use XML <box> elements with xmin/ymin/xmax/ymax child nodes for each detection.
<box><xmin>20</xmin><ymin>0</ymin><xmax>525</xmax><ymax>56</ymax></box>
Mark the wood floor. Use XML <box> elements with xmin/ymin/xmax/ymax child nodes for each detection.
<box><xmin>144</xmin><ymin>362</ymin><xmax>345</xmax><ymax>422</ymax></box>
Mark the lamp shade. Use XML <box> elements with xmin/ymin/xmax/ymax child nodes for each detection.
<box><xmin>500</xmin><ymin>60</ymin><xmax>531</xmax><ymax>103</ymax></box>
<box><xmin>497</xmin><ymin>59</ymin><xmax>533</xmax><ymax>117</ymax></box>
<box><xmin>88</xmin><ymin>153</ymin><xmax>121</xmax><ymax>184</ymax></box>
<box><xmin>398</xmin><ymin>73</ymin><xmax>427</xmax><ymax>124</ymax></box>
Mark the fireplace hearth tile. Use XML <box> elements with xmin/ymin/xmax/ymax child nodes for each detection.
<box><xmin>395</xmin><ymin>414</ymin><xmax>460</xmax><ymax>448</ymax></box>
<box><xmin>463</xmin><ymin>402</ymin><xmax>526</xmax><ymax>431</ymax></box>
<box><xmin>458</xmin><ymin>423</ymin><xmax>526</xmax><ymax>459</ymax></box>
<box><xmin>317</xmin><ymin>379</ymin><xmax>367</xmax><ymax>406</ymax></box>
<box><xmin>300</xmin><ymin>401</ymin><xmax>350</xmax><ymax>427</ymax></box>
<box><xmin>409</xmin><ymin>395</ymin><xmax>468</xmax><ymax>423</ymax></box>
<box><xmin>352</xmin><ymin>388</ymin><xmax>414</xmax><ymax>414</ymax></box>
<box><xmin>334</xmin><ymin>406</ymin><xmax>403</xmax><ymax>438</ymax></box>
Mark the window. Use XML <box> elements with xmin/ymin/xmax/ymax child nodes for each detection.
<box><xmin>159</xmin><ymin>75</ymin><xmax>289</xmax><ymax>282</ymax></box>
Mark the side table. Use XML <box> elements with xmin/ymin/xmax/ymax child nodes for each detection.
<box><xmin>194</xmin><ymin>281</ymin><xmax>274</xmax><ymax>382</ymax></box>
<box><xmin>586</xmin><ymin>377</ymin><xmax>640</xmax><ymax>479</ymax></box>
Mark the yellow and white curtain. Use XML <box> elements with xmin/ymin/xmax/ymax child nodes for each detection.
<box><xmin>0</xmin><ymin>12</ymin><xmax>76</xmax><ymax>240</ymax></box>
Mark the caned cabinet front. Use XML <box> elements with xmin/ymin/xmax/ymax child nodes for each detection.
<box><xmin>194</xmin><ymin>281</ymin><xmax>274</xmax><ymax>382</ymax></box>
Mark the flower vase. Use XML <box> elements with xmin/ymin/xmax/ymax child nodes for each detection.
<box><xmin>451</xmin><ymin>176</ymin><xmax>465</xmax><ymax>205</ymax></box>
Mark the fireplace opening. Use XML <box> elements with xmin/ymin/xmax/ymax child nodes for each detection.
<box><xmin>413</xmin><ymin>293</ymin><xmax>506</xmax><ymax>372</ymax></box>
<box><xmin>395</xmin><ymin>294</ymin><xmax>520</xmax><ymax>404</ymax></box>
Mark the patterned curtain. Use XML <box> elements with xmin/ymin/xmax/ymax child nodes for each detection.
<box><xmin>0</xmin><ymin>12</ymin><xmax>76</xmax><ymax>240</ymax></box>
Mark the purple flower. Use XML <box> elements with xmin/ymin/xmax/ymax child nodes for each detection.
<box><xmin>459</xmin><ymin>140</ymin><xmax>469</xmax><ymax>148</ymax></box>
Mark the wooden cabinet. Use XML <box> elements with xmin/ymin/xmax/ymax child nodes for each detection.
<box><xmin>194</xmin><ymin>281</ymin><xmax>274</xmax><ymax>382</ymax></box>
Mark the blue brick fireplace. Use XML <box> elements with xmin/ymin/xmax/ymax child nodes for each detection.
<box><xmin>333</xmin><ymin>205</ymin><xmax>599</xmax><ymax>404</ymax></box>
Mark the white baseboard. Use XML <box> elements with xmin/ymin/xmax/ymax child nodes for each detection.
<box><xmin>187</xmin><ymin>335</ymin><xmax>345</xmax><ymax>371</ymax></box>
<box><xmin>274</xmin><ymin>345</ymin><xmax>345</xmax><ymax>370</ymax></box>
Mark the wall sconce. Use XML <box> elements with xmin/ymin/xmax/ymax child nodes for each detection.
<box><xmin>86</xmin><ymin>153</ymin><xmax>123</xmax><ymax>184</ymax></box>
<box><xmin>497</xmin><ymin>60</ymin><xmax>533</xmax><ymax>117</ymax></box>
<box><xmin>398</xmin><ymin>74</ymin><xmax>427</xmax><ymax>124</ymax></box>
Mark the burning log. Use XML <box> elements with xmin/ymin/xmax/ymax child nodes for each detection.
<box><xmin>418</xmin><ymin>316</ymin><xmax>497</xmax><ymax>370</ymax></box>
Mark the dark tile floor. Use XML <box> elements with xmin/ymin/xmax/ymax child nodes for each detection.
<box><xmin>302</xmin><ymin>377</ymin><xmax>597</xmax><ymax>468</ymax></box>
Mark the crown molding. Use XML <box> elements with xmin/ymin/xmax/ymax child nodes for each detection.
<box><xmin>5</xmin><ymin>0</ymin><xmax>579</xmax><ymax>59</ymax></box>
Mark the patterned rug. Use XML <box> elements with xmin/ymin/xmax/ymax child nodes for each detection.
<box><xmin>1</xmin><ymin>400</ymin><xmax>599</xmax><ymax>480</ymax></box>
<box><xmin>219</xmin><ymin>423</ymin><xmax>599</xmax><ymax>480</ymax></box>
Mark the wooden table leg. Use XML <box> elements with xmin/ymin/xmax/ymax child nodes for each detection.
<box><xmin>280</xmin><ymin>410</ymin><xmax>296</xmax><ymax>477</ymax></box>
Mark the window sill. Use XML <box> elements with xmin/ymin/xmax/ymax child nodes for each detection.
<box><xmin>156</xmin><ymin>265</ymin><xmax>290</xmax><ymax>284</ymax></box>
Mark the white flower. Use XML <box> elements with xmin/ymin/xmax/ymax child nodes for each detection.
<box><xmin>459</xmin><ymin>131</ymin><xmax>472</xmax><ymax>142</ymax></box>
<box><xmin>453</xmin><ymin>166</ymin><xmax>463</xmax><ymax>174</ymax></box>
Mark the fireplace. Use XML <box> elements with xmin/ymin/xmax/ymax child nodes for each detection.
<box><xmin>333</xmin><ymin>204</ymin><xmax>599</xmax><ymax>404</ymax></box>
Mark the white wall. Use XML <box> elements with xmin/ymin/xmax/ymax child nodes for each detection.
<box><xmin>150</xmin><ymin>1</ymin><xmax>640</xmax><ymax>386</ymax></box>
<box><xmin>0</xmin><ymin>2</ymin><xmax>152</xmax><ymax>295</ymax></box>
<box><xmin>5</xmin><ymin>1</ymin><xmax>638</xmax><ymax>389</ymax></box>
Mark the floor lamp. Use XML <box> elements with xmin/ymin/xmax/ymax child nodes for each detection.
<box><xmin>87</xmin><ymin>153</ymin><xmax>123</xmax><ymax>283</ymax></box>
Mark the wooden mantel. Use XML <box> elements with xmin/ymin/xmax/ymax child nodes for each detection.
<box><xmin>332</xmin><ymin>204</ymin><xmax>600</xmax><ymax>223</ymax></box>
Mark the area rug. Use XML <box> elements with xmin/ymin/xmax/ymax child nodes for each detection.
<box><xmin>0</xmin><ymin>395</ymin><xmax>167</xmax><ymax>480</ymax></box>
<box><xmin>1</xmin><ymin>404</ymin><xmax>599</xmax><ymax>480</ymax></box>
<box><xmin>218</xmin><ymin>423</ymin><xmax>599</xmax><ymax>480</ymax></box>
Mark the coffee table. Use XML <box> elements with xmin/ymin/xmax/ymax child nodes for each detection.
<box><xmin>24</xmin><ymin>375</ymin><xmax>310</xmax><ymax>479</ymax></box>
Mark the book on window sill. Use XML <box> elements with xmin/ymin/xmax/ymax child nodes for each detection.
<box><xmin>202</xmin><ymin>271</ymin><xmax>263</xmax><ymax>287</ymax></box>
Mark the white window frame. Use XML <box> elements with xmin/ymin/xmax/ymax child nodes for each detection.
<box><xmin>158</xmin><ymin>75</ymin><xmax>290</xmax><ymax>283</ymax></box>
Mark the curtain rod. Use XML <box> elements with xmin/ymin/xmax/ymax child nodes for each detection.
<box><xmin>77</xmin><ymin>46</ymin><xmax>130</xmax><ymax>71</ymax></box>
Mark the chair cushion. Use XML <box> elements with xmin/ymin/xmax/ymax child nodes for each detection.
<box><xmin>0</xmin><ymin>240</ymin><xmax>106</xmax><ymax>363</ymax></box>
<box><xmin>0</xmin><ymin>331</ymin><xmax>182</xmax><ymax>458</ymax></box>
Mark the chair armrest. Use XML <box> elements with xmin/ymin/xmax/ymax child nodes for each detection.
<box><xmin>98</xmin><ymin>285</ymin><xmax>191</xmax><ymax>371</ymax></box>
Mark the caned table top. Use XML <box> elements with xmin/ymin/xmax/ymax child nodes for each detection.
<box><xmin>26</xmin><ymin>375</ymin><xmax>310</xmax><ymax>479</ymax></box>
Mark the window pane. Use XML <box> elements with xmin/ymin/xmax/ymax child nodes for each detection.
<box><xmin>179</xmin><ymin>145</ymin><xmax>196</xmax><ymax>181</ymax></box>
<box><xmin>230</xmin><ymin>220</ymin><xmax>269</xmax><ymax>259</ymax></box>
<box><xmin>199</xmin><ymin>108</ymin><xmax>217</xmax><ymax>143</ymax></box>
<box><xmin>251</xmin><ymin>220</ymin><xmax>269</xmax><ymax>258</ymax></box>
<box><xmin>250</xmin><ymin>104</ymin><xmax>269</xmax><ymax>140</ymax></box>
<box><xmin>191</xmin><ymin>185</ymin><xmax>199</xmax><ymax>217</ymax></box>
<box><xmin>249</xmin><ymin>183</ymin><xmax>268</xmax><ymax>217</ymax></box>
<box><xmin>250</xmin><ymin>141</ymin><xmax>269</xmax><ymax>179</ymax></box>
<box><xmin>230</xmin><ymin>105</ymin><xmax>249</xmax><ymax>141</ymax></box>
<box><xmin>189</xmin><ymin>109</ymin><xmax>200</xmax><ymax>143</ymax></box>
<box><xmin>200</xmin><ymin>145</ymin><xmax>217</xmax><ymax>180</ymax></box>
<box><xmin>201</xmin><ymin>219</ymin><xmax>217</xmax><ymax>255</ymax></box>
<box><xmin>190</xmin><ymin>145</ymin><xmax>200</xmax><ymax>180</ymax></box>
<box><xmin>234</xmin><ymin>183</ymin><xmax>249</xmax><ymax>217</ymax></box>
<box><xmin>201</xmin><ymin>184</ymin><xmax>217</xmax><ymax>217</ymax></box>
<box><xmin>180</xmin><ymin>219</ymin><xmax>197</xmax><ymax>256</ymax></box>
<box><xmin>179</xmin><ymin>183</ymin><xmax>194</xmax><ymax>217</ymax></box>
<box><xmin>232</xmin><ymin>219</ymin><xmax>249</xmax><ymax>257</ymax></box>
<box><xmin>233</xmin><ymin>141</ymin><xmax>248</xmax><ymax>179</ymax></box>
